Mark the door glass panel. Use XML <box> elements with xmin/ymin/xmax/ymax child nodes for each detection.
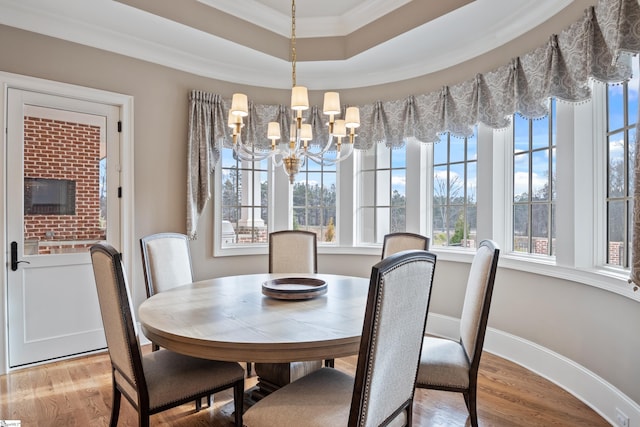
<box><xmin>22</xmin><ymin>105</ymin><xmax>106</xmax><ymax>255</ymax></box>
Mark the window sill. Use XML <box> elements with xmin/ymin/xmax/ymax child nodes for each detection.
<box><xmin>213</xmin><ymin>244</ymin><xmax>639</xmax><ymax>301</ymax></box>
<box><xmin>497</xmin><ymin>253</ymin><xmax>639</xmax><ymax>302</ymax></box>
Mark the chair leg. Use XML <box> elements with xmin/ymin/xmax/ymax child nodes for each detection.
<box><xmin>109</xmin><ymin>385</ymin><xmax>121</xmax><ymax>427</ymax></box>
<box><xmin>139</xmin><ymin>411</ymin><xmax>150</xmax><ymax>427</ymax></box>
<box><xmin>324</xmin><ymin>359</ymin><xmax>335</xmax><ymax>368</ymax></box>
<box><xmin>464</xmin><ymin>388</ymin><xmax>479</xmax><ymax>427</ymax></box>
<box><xmin>233</xmin><ymin>379</ymin><xmax>244</xmax><ymax>427</ymax></box>
<box><xmin>195</xmin><ymin>398</ymin><xmax>202</xmax><ymax>412</ymax></box>
<box><xmin>246</xmin><ymin>362</ymin><xmax>252</xmax><ymax>376</ymax></box>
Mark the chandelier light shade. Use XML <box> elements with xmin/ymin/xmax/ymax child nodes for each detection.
<box><xmin>228</xmin><ymin>0</ymin><xmax>360</xmax><ymax>183</ymax></box>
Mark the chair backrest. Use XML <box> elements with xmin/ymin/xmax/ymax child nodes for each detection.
<box><xmin>459</xmin><ymin>239</ymin><xmax>500</xmax><ymax>374</ymax></box>
<box><xmin>140</xmin><ymin>232</ymin><xmax>193</xmax><ymax>297</ymax></box>
<box><xmin>268</xmin><ymin>230</ymin><xmax>317</xmax><ymax>273</ymax></box>
<box><xmin>90</xmin><ymin>243</ymin><xmax>147</xmax><ymax>404</ymax></box>
<box><xmin>381</xmin><ymin>232</ymin><xmax>430</xmax><ymax>259</ymax></box>
<box><xmin>349</xmin><ymin>250</ymin><xmax>437</xmax><ymax>427</ymax></box>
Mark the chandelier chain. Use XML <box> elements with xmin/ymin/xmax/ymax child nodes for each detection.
<box><xmin>291</xmin><ymin>0</ymin><xmax>297</xmax><ymax>87</ymax></box>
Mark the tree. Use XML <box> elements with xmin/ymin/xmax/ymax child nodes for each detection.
<box><xmin>450</xmin><ymin>212</ymin><xmax>468</xmax><ymax>245</ymax></box>
<box><xmin>433</xmin><ymin>172</ymin><xmax>463</xmax><ymax>232</ymax></box>
<box><xmin>222</xmin><ymin>166</ymin><xmax>240</xmax><ymax>222</ymax></box>
<box><xmin>390</xmin><ymin>189</ymin><xmax>406</xmax><ymax>232</ymax></box>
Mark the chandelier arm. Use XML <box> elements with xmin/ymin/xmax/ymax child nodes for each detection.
<box><xmin>304</xmin><ymin>143</ymin><xmax>353</xmax><ymax>166</ymax></box>
<box><xmin>271</xmin><ymin>155</ymin><xmax>284</xmax><ymax>168</ymax></box>
<box><xmin>233</xmin><ymin>142</ymin><xmax>276</xmax><ymax>162</ymax></box>
<box><xmin>302</xmin><ymin>133</ymin><xmax>336</xmax><ymax>158</ymax></box>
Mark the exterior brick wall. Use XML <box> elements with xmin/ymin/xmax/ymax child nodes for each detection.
<box><xmin>23</xmin><ymin>116</ymin><xmax>104</xmax><ymax>254</ymax></box>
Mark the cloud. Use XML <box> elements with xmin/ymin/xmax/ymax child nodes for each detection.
<box><xmin>514</xmin><ymin>171</ymin><xmax>547</xmax><ymax>196</ymax></box>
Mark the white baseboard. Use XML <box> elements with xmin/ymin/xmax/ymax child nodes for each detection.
<box><xmin>426</xmin><ymin>313</ymin><xmax>640</xmax><ymax>427</ymax></box>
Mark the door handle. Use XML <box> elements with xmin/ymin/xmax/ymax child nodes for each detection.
<box><xmin>10</xmin><ymin>241</ymin><xmax>31</xmax><ymax>271</ymax></box>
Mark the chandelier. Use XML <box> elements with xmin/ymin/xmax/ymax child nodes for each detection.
<box><xmin>227</xmin><ymin>0</ymin><xmax>360</xmax><ymax>184</ymax></box>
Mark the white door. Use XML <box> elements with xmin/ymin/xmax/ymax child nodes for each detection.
<box><xmin>6</xmin><ymin>88</ymin><xmax>121</xmax><ymax>367</ymax></box>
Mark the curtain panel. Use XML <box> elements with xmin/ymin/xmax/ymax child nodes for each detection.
<box><xmin>187</xmin><ymin>0</ymin><xmax>640</xmax><ymax>254</ymax></box>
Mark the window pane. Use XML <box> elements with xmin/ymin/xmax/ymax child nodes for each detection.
<box><xmin>550</xmin><ymin>99</ymin><xmax>557</xmax><ymax>147</ymax></box>
<box><xmin>531</xmin><ymin>149</ymin><xmax>550</xmax><ymax>201</ymax></box>
<box><xmin>392</xmin><ymin>169</ymin><xmax>406</xmax><ymax>199</ymax></box>
<box><xmin>376</xmin><ymin>207</ymin><xmax>390</xmax><ymax>242</ymax></box>
<box><xmin>467</xmin><ymin>162</ymin><xmax>477</xmax><ymax>204</ymax></box>
<box><xmin>449</xmin><ymin>163</ymin><xmax>465</xmax><ymax>202</ymax></box>
<box><xmin>376</xmin><ymin>143</ymin><xmax>391</xmax><ymax>168</ymax></box>
<box><xmin>607</xmin><ymin>200</ymin><xmax>625</xmax><ymax>266</ymax></box>
<box><xmin>390</xmin><ymin>207</ymin><xmax>406</xmax><ymax>233</ymax></box>
<box><xmin>467</xmin><ymin>133</ymin><xmax>477</xmax><ymax>161</ymax></box>
<box><xmin>513</xmin><ymin>204</ymin><xmax>529</xmax><ymax>252</ymax></box>
<box><xmin>629</xmin><ymin>128</ymin><xmax>636</xmax><ymax>195</ymax></box>
<box><xmin>448</xmin><ymin>205</ymin><xmax>464</xmax><ymax>246</ymax></box>
<box><xmin>551</xmin><ymin>147</ymin><xmax>557</xmax><ymax>201</ymax></box>
<box><xmin>433</xmin><ymin>136</ymin><xmax>448</xmax><ymax>164</ymax></box>
<box><xmin>293</xmin><ymin>207</ymin><xmax>305</xmax><ymax>228</ymax></box>
<box><xmin>532</xmin><ymin>115</ymin><xmax>550</xmax><ymax>150</ymax></box>
<box><xmin>629</xmin><ymin>59</ymin><xmax>639</xmax><ymax>125</ymax></box>
<box><xmin>360</xmin><ymin>207</ymin><xmax>375</xmax><ymax>242</ymax></box>
<box><xmin>531</xmin><ymin>203</ymin><xmax>549</xmax><ymax>255</ymax></box>
<box><xmin>466</xmin><ymin>205</ymin><xmax>477</xmax><ymax>248</ymax></box>
<box><xmin>608</xmin><ymin>84</ymin><xmax>625</xmax><ymax>132</ymax></box>
<box><xmin>376</xmin><ymin>170</ymin><xmax>391</xmax><ymax>205</ymax></box>
<box><xmin>514</xmin><ymin>152</ymin><xmax>529</xmax><ymax>202</ymax></box>
<box><xmin>551</xmin><ymin>203</ymin><xmax>556</xmax><ymax>256</ymax></box>
<box><xmin>361</xmin><ymin>146</ymin><xmax>376</xmax><ymax>170</ymax></box>
<box><xmin>361</xmin><ymin>170</ymin><xmax>375</xmax><ymax>206</ymax></box>
<box><xmin>433</xmin><ymin>165</ymin><xmax>448</xmax><ymax>204</ymax></box>
<box><xmin>514</xmin><ymin>114</ymin><xmax>529</xmax><ymax>153</ymax></box>
<box><xmin>449</xmin><ymin>136</ymin><xmax>465</xmax><ymax>163</ymax></box>
<box><xmin>391</xmin><ymin>145</ymin><xmax>407</xmax><ymax>168</ymax></box>
<box><xmin>608</xmin><ymin>133</ymin><xmax>625</xmax><ymax>198</ymax></box>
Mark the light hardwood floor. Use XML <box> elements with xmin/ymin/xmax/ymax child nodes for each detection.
<box><xmin>0</xmin><ymin>346</ymin><xmax>609</xmax><ymax>426</ymax></box>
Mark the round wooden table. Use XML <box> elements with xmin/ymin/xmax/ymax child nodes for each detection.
<box><xmin>138</xmin><ymin>273</ymin><xmax>370</xmax><ymax>364</ymax></box>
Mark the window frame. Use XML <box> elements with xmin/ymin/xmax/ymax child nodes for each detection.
<box><xmin>210</xmin><ymin>74</ymin><xmax>639</xmax><ymax>302</ymax></box>
<box><xmin>511</xmin><ymin>101</ymin><xmax>557</xmax><ymax>256</ymax></box>
<box><xmin>356</xmin><ymin>141</ymin><xmax>409</xmax><ymax>245</ymax></box>
<box><xmin>431</xmin><ymin>131</ymin><xmax>478</xmax><ymax>249</ymax></box>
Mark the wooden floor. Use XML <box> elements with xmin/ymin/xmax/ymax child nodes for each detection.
<box><xmin>0</xmin><ymin>346</ymin><xmax>609</xmax><ymax>426</ymax></box>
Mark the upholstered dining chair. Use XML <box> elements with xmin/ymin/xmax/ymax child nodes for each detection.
<box><xmin>259</xmin><ymin>230</ymin><xmax>325</xmax><ymax>383</ymax></box>
<box><xmin>90</xmin><ymin>243</ymin><xmax>244</xmax><ymax>427</ymax></box>
<box><xmin>381</xmin><ymin>232</ymin><xmax>430</xmax><ymax>259</ymax></box>
<box><xmin>141</xmin><ymin>232</ymin><xmax>253</xmax><ymax>395</ymax></box>
<box><xmin>415</xmin><ymin>239</ymin><xmax>500</xmax><ymax>427</ymax></box>
<box><xmin>243</xmin><ymin>249</ymin><xmax>437</xmax><ymax>427</ymax></box>
<box><xmin>268</xmin><ymin>229</ymin><xmax>318</xmax><ymax>274</ymax></box>
<box><xmin>140</xmin><ymin>232</ymin><xmax>215</xmax><ymax>409</ymax></box>
<box><xmin>140</xmin><ymin>232</ymin><xmax>193</xmax><ymax>300</ymax></box>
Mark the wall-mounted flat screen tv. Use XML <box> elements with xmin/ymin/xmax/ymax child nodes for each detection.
<box><xmin>24</xmin><ymin>178</ymin><xmax>76</xmax><ymax>215</ymax></box>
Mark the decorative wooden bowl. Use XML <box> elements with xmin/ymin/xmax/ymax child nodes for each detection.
<box><xmin>262</xmin><ymin>277</ymin><xmax>328</xmax><ymax>300</ymax></box>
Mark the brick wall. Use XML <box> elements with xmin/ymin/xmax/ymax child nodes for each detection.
<box><xmin>23</xmin><ymin>116</ymin><xmax>104</xmax><ymax>254</ymax></box>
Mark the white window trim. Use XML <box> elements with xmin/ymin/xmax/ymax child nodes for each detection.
<box><xmin>210</xmin><ymin>82</ymin><xmax>638</xmax><ymax>302</ymax></box>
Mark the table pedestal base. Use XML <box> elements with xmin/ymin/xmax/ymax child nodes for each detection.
<box><xmin>250</xmin><ymin>360</ymin><xmax>323</xmax><ymax>401</ymax></box>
